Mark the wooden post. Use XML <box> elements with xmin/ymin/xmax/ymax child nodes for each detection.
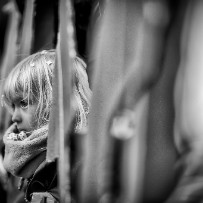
<box><xmin>46</xmin><ymin>0</ymin><xmax>77</xmax><ymax>202</ymax></box>
<box><xmin>17</xmin><ymin>0</ymin><xmax>35</xmax><ymax>61</ymax></box>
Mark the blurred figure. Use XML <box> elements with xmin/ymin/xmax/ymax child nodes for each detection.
<box><xmin>167</xmin><ymin>1</ymin><xmax>203</xmax><ymax>202</ymax></box>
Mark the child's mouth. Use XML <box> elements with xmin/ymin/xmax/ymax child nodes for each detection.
<box><xmin>16</xmin><ymin>127</ymin><xmax>26</xmax><ymax>134</ymax></box>
<box><xmin>15</xmin><ymin>125</ymin><xmax>32</xmax><ymax>137</ymax></box>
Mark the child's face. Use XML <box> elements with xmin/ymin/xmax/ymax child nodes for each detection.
<box><xmin>10</xmin><ymin>100</ymin><xmax>38</xmax><ymax>133</ymax></box>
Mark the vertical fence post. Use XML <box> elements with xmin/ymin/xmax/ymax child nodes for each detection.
<box><xmin>82</xmin><ymin>0</ymin><xmax>143</xmax><ymax>202</ymax></box>
<box><xmin>17</xmin><ymin>0</ymin><xmax>35</xmax><ymax>61</ymax></box>
<box><xmin>46</xmin><ymin>0</ymin><xmax>77</xmax><ymax>202</ymax></box>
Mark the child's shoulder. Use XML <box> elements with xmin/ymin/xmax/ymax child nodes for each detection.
<box><xmin>25</xmin><ymin>160</ymin><xmax>59</xmax><ymax>202</ymax></box>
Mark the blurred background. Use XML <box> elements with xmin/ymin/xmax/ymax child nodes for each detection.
<box><xmin>1</xmin><ymin>0</ymin><xmax>203</xmax><ymax>203</ymax></box>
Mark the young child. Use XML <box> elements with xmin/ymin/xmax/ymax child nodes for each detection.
<box><xmin>1</xmin><ymin>50</ymin><xmax>91</xmax><ymax>202</ymax></box>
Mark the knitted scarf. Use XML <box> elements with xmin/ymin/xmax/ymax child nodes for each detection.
<box><xmin>3</xmin><ymin>126</ymin><xmax>48</xmax><ymax>178</ymax></box>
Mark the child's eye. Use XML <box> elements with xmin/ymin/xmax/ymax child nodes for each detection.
<box><xmin>11</xmin><ymin>103</ymin><xmax>15</xmax><ymax>110</ymax></box>
<box><xmin>20</xmin><ymin>100</ymin><xmax>28</xmax><ymax>109</ymax></box>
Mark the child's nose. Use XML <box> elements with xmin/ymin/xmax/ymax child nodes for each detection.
<box><xmin>12</xmin><ymin>108</ymin><xmax>22</xmax><ymax>123</ymax></box>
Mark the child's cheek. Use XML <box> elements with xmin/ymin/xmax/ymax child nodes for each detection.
<box><xmin>28</xmin><ymin>105</ymin><xmax>38</xmax><ymax>130</ymax></box>
<box><xmin>30</xmin><ymin>113</ymin><xmax>38</xmax><ymax>129</ymax></box>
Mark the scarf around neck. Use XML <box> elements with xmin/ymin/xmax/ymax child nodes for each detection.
<box><xmin>3</xmin><ymin>126</ymin><xmax>48</xmax><ymax>178</ymax></box>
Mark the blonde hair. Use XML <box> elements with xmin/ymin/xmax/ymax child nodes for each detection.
<box><xmin>2</xmin><ymin>50</ymin><xmax>91</xmax><ymax>132</ymax></box>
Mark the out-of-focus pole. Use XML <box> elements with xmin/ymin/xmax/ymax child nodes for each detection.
<box><xmin>17</xmin><ymin>0</ymin><xmax>35</xmax><ymax>61</ymax></box>
<box><xmin>46</xmin><ymin>0</ymin><xmax>76</xmax><ymax>202</ymax></box>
